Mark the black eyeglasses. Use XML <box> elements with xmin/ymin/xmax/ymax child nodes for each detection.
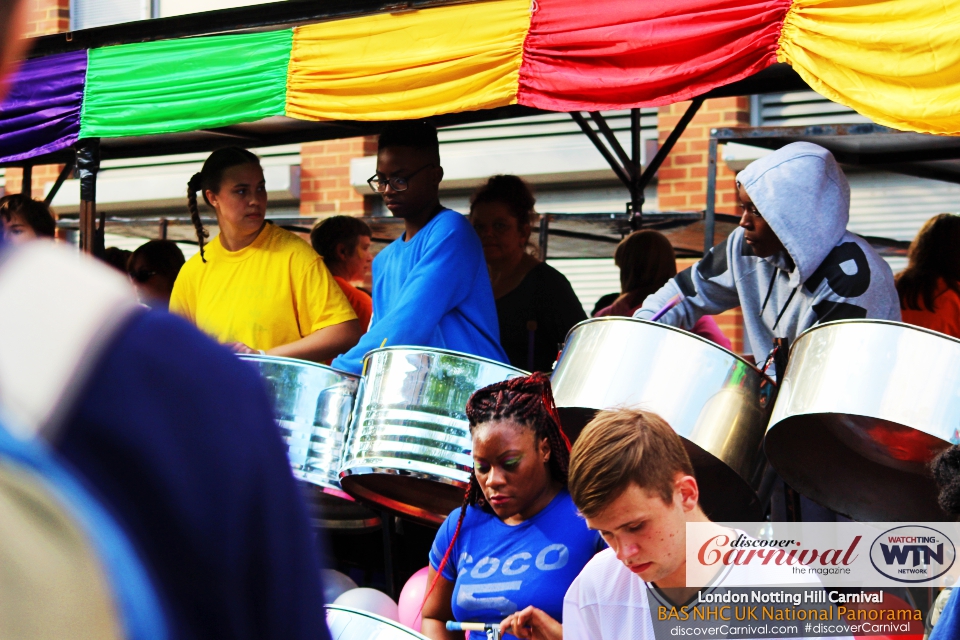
<box><xmin>130</xmin><ymin>269</ymin><xmax>158</xmax><ymax>283</ymax></box>
<box><xmin>367</xmin><ymin>164</ymin><xmax>434</xmax><ymax>193</ymax></box>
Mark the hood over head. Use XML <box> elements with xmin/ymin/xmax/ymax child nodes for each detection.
<box><xmin>737</xmin><ymin>142</ymin><xmax>850</xmax><ymax>285</ymax></box>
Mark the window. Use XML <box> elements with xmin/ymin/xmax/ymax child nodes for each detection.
<box><xmin>751</xmin><ymin>91</ymin><xmax>871</xmax><ymax>127</ymax></box>
<box><xmin>71</xmin><ymin>0</ymin><xmax>155</xmax><ymax>30</ymax></box>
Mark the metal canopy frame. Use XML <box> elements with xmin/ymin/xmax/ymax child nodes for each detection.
<box><xmin>703</xmin><ymin>123</ymin><xmax>960</xmax><ymax>252</ymax></box>
<box><xmin>10</xmin><ymin>0</ymin><xmax>811</xmax><ymax>254</ymax></box>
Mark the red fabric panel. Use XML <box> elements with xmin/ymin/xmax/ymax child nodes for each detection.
<box><xmin>518</xmin><ymin>0</ymin><xmax>791</xmax><ymax>111</ymax></box>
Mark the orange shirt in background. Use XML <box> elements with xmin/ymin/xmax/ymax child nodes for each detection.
<box><xmin>334</xmin><ymin>276</ymin><xmax>372</xmax><ymax>332</ymax></box>
<box><xmin>900</xmin><ymin>280</ymin><xmax>960</xmax><ymax>339</ymax></box>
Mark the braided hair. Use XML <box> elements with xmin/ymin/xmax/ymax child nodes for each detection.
<box><xmin>932</xmin><ymin>445</ymin><xmax>960</xmax><ymax>515</ymax></box>
<box><xmin>187</xmin><ymin>147</ymin><xmax>261</xmax><ymax>262</ymax></box>
<box><xmin>424</xmin><ymin>372</ymin><xmax>571</xmax><ymax>607</ymax></box>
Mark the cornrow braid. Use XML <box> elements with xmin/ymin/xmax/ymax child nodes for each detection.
<box><xmin>187</xmin><ymin>172</ymin><xmax>209</xmax><ymax>262</ymax></box>
<box><xmin>423</xmin><ymin>372</ymin><xmax>570</xmax><ymax>611</ymax></box>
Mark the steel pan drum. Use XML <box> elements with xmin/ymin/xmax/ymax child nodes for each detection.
<box><xmin>340</xmin><ymin>347</ymin><xmax>526</xmax><ymax>524</ymax></box>
<box><xmin>326</xmin><ymin>605</ymin><xmax>429</xmax><ymax>639</ymax></box>
<box><xmin>551</xmin><ymin>318</ymin><xmax>776</xmax><ymax>521</ymax></box>
<box><xmin>765</xmin><ymin>320</ymin><xmax>959</xmax><ymax>521</ymax></box>
<box><xmin>239</xmin><ymin>355</ymin><xmax>380</xmax><ymax>531</ymax></box>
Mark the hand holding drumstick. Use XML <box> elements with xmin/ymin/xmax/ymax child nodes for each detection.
<box><xmin>499</xmin><ymin>607</ymin><xmax>562</xmax><ymax>640</ymax></box>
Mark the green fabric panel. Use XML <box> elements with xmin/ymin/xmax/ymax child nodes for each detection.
<box><xmin>80</xmin><ymin>29</ymin><xmax>292</xmax><ymax>138</ymax></box>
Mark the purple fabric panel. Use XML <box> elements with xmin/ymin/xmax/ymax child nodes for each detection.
<box><xmin>0</xmin><ymin>50</ymin><xmax>87</xmax><ymax>164</ymax></box>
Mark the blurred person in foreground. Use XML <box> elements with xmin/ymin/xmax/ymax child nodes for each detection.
<box><xmin>0</xmin><ymin>193</ymin><xmax>56</xmax><ymax>244</ymax></box>
<box><xmin>311</xmin><ymin>215</ymin><xmax>374</xmax><ymax>332</ymax></box>
<box><xmin>128</xmin><ymin>240</ymin><xmax>185</xmax><ymax>310</ymax></box>
<box><xmin>470</xmin><ymin>175</ymin><xmax>585</xmax><ymax>372</ymax></box>
<box><xmin>0</xmin><ymin>36</ymin><xmax>330</xmax><ymax>638</ymax></box>
<box><xmin>595</xmin><ymin>230</ymin><xmax>730</xmax><ymax>349</ymax></box>
<box><xmin>896</xmin><ymin>214</ymin><xmax>960</xmax><ymax>339</ymax></box>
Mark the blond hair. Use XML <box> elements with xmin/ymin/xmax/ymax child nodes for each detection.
<box><xmin>568</xmin><ymin>408</ymin><xmax>694</xmax><ymax>518</ymax></box>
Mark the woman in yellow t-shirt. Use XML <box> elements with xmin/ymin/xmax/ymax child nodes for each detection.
<box><xmin>170</xmin><ymin>147</ymin><xmax>362</xmax><ymax>362</ymax></box>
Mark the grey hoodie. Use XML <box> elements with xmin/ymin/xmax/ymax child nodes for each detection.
<box><xmin>635</xmin><ymin>142</ymin><xmax>900</xmax><ymax>369</ymax></box>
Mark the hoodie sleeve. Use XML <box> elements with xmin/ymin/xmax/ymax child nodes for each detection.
<box><xmin>634</xmin><ymin>236</ymin><xmax>742</xmax><ymax>329</ymax></box>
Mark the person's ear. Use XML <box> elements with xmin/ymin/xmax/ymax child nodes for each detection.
<box><xmin>432</xmin><ymin>164</ymin><xmax>444</xmax><ymax>187</ymax></box>
<box><xmin>204</xmin><ymin>189</ymin><xmax>219</xmax><ymax>211</ymax></box>
<box><xmin>676</xmin><ymin>474</ymin><xmax>699</xmax><ymax>513</ymax></box>
<box><xmin>335</xmin><ymin>241</ymin><xmax>350</xmax><ymax>263</ymax></box>
<box><xmin>539</xmin><ymin>436</ymin><xmax>551</xmax><ymax>463</ymax></box>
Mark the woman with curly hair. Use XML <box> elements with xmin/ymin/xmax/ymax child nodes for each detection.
<box><xmin>420</xmin><ymin>373</ymin><xmax>603</xmax><ymax>640</ymax></box>
<box><xmin>897</xmin><ymin>214</ymin><xmax>960</xmax><ymax>339</ymax></box>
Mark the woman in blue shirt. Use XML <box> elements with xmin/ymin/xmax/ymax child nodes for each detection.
<box><xmin>421</xmin><ymin>373</ymin><xmax>603</xmax><ymax>640</ymax></box>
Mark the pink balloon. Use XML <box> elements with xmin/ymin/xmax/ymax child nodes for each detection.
<box><xmin>398</xmin><ymin>566</ymin><xmax>431</xmax><ymax>631</ymax></box>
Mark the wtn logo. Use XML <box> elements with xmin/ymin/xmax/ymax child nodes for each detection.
<box><xmin>879</xmin><ymin>542</ymin><xmax>945</xmax><ymax>566</ymax></box>
<box><xmin>870</xmin><ymin>526</ymin><xmax>956</xmax><ymax>583</ymax></box>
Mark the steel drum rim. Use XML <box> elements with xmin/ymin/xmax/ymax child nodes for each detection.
<box><xmin>791</xmin><ymin>318</ymin><xmax>960</xmax><ymax>352</ymax></box>
<box><xmin>325</xmin><ymin>605</ymin><xmax>430</xmax><ymax>639</ymax></box>
<box><xmin>562</xmin><ymin>317</ymin><xmax>771</xmax><ymax>380</ymax></box>
<box><xmin>237</xmin><ymin>353</ymin><xmax>360</xmax><ymax>380</ymax></box>
<box><xmin>361</xmin><ymin>345</ymin><xmax>529</xmax><ymax>375</ymax></box>
<box><xmin>339</xmin><ymin>464</ymin><xmax>470</xmax><ymax>488</ymax></box>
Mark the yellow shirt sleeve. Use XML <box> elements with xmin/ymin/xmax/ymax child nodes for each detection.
<box><xmin>290</xmin><ymin>247</ymin><xmax>358</xmax><ymax>334</ymax></box>
<box><xmin>168</xmin><ymin>255</ymin><xmax>200</xmax><ymax>323</ymax></box>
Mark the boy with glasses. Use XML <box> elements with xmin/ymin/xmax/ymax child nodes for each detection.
<box><xmin>633</xmin><ymin>142</ymin><xmax>899</xmax><ymax>375</ymax></box>
<box><xmin>332</xmin><ymin>121</ymin><xmax>507</xmax><ymax>373</ymax></box>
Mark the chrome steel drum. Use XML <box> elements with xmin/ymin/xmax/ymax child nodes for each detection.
<box><xmin>326</xmin><ymin>605</ymin><xmax>428</xmax><ymax>640</ymax></box>
<box><xmin>340</xmin><ymin>347</ymin><xmax>526</xmax><ymax>524</ymax></box>
<box><xmin>551</xmin><ymin>318</ymin><xmax>776</xmax><ymax>521</ymax></box>
<box><xmin>239</xmin><ymin>355</ymin><xmax>380</xmax><ymax>531</ymax></box>
<box><xmin>765</xmin><ymin>320</ymin><xmax>959</xmax><ymax>521</ymax></box>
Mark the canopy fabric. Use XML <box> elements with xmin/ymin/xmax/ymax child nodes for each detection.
<box><xmin>0</xmin><ymin>50</ymin><xmax>86</xmax><ymax>163</ymax></box>
<box><xmin>80</xmin><ymin>30</ymin><xmax>291</xmax><ymax>138</ymax></box>
<box><xmin>287</xmin><ymin>0</ymin><xmax>529</xmax><ymax>121</ymax></box>
<box><xmin>1</xmin><ymin>0</ymin><xmax>958</xmax><ymax>165</ymax></box>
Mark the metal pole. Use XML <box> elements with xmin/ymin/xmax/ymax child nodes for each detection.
<box><xmin>77</xmin><ymin>139</ymin><xmax>101</xmax><ymax>255</ymax></box>
<box><xmin>159</xmin><ymin>217</ymin><xmax>168</xmax><ymax>240</ymax></box>
<box><xmin>381</xmin><ymin>511</ymin><xmax>395</xmax><ymax>599</ymax></box>
<box><xmin>703</xmin><ymin>136</ymin><xmax>718</xmax><ymax>255</ymax></box>
<box><xmin>538</xmin><ymin>214</ymin><xmax>550</xmax><ymax>261</ymax></box>
<box><xmin>21</xmin><ymin>165</ymin><xmax>32</xmax><ymax>197</ymax></box>
<box><xmin>630</xmin><ymin>109</ymin><xmax>642</xmax><ymax>217</ymax></box>
<box><xmin>44</xmin><ymin>158</ymin><xmax>76</xmax><ymax>205</ymax></box>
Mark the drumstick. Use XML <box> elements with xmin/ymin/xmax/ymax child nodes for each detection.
<box><xmin>446</xmin><ymin>621</ymin><xmax>500</xmax><ymax>632</ymax></box>
<box><xmin>649</xmin><ymin>293</ymin><xmax>685</xmax><ymax>322</ymax></box>
<box><xmin>362</xmin><ymin>339</ymin><xmax>389</xmax><ymax>377</ymax></box>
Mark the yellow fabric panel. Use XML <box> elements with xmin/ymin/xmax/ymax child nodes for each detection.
<box><xmin>778</xmin><ymin>0</ymin><xmax>960</xmax><ymax>135</ymax></box>
<box><xmin>170</xmin><ymin>223</ymin><xmax>357</xmax><ymax>351</ymax></box>
<box><xmin>286</xmin><ymin>0</ymin><xmax>529</xmax><ymax>121</ymax></box>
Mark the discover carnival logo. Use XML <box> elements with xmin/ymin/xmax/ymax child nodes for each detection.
<box><xmin>869</xmin><ymin>526</ymin><xmax>956</xmax><ymax>583</ymax></box>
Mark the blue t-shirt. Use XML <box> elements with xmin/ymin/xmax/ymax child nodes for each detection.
<box><xmin>932</xmin><ymin>588</ymin><xmax>959</xmax><ymax>640</ymax></box>
<box><xmin>429</xmin><ymin>489</ymin><xmax>603</xmax><ymax>640</ymax></box>
<box><xmin>332</xmin><ymin>208</ymin><xmax>507</xmax><ymax>374</ymax></box>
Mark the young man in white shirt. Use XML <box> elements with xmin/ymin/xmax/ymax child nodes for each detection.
<box><xmin>501</xmin><ymin>408</ymin><xmax>842</xmax><ymax>640</ymax></box>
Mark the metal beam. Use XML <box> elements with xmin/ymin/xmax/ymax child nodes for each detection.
<box><xmin>638</xmin><ymin>97</ymin><xmax>704</xmax><ymax>194</ymax></box>
<box><xmin>569</xmin><ymin>112</ymin><xmax>633</xmax><ymax>190</ymax></box>
<box><xmin>44</xmin><ymin>158</ymin><xmax>76</xmax><ymax>205</ymax></box>
<box><xmin>704</xmin><ymin>137</ymin><xmax>719</xmax><ymax>254</ymax></box>
<box><xmin>21</xmin><ymin>165</ymin><xmax>32</xmax><ymax>197</ymax></box>
<box><xmin>588</xmin><ymin>112</ymin><xmax>634</xmax><ymax>179</ymax></box>
<box><xmin>538</xmin><ymin>214</ymin><xmax>550</xmax><ymax>260</ymax></box>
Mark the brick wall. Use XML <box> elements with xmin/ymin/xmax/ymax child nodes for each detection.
<box><xmin>299</xmin><ymin>137</ymin><xmax>377</xmax><ymax>218</ymax></box>
<box><xmin>656</xmin><ymin>97</ymin><xmax>750</xmax><ymax>214</ymax></box>
<box><xmin>3</xmin><ymin>0</ymin><xmax>70</xmax><ymax>199</ymax></box>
